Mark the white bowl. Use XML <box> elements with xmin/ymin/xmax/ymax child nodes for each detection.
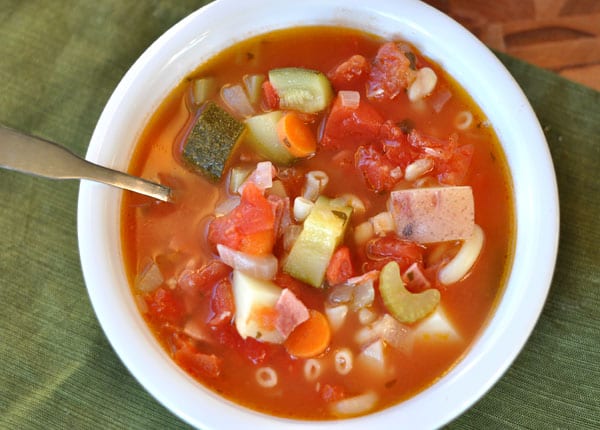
<box><xmin>77</xmin><ymin>0</ymin><xmax>559</xmax><ymax>428</ymax></box>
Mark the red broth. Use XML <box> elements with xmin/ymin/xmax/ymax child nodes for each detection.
<box><xmin>121</xmin><ymin>27</ymin><xmax>514</xmax><ymax>420</ymax></box>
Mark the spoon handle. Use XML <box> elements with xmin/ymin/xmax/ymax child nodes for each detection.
<box><xmin>0</xmin><ymin>126</ymin><xmax>171</xmax><ymax>202</ymax></box>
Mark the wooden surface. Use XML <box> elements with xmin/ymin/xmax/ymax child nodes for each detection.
<box><xmin>424</xmin><ymin>0</ymin><xmax>600</xmax><ymax>91</ymax></box>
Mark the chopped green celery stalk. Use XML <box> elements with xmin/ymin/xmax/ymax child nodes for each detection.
<box><xmin>283</xmin><ymin>197</ymin><xmax>352</xmax><ymax>287</ymax></box>
<box><xmin>229</xmin><ymin>166</ymin><xmax>252</xmax><ymax>194</ymax></box>
<box><xmin>379</xmin><ymin>262</ymin><xmax>440</xmax><ymax>324</ymax></box>
<box><xmin>183</xmin><ymin>102</ymin><xmax>245</xmax><ymax>181</ymax></box>
<box><xmin>268</xmin><ymin>67</ymin><xmax>333</xmax><ymax>113</ymax></box>
<box><xmin>192</xmin><ymin>77</ymin><xmax>217</xmax><ymax>105</ymax></box>
<box><xmin>243</xmin><ymin>74</ymin><xmax>265</xmax><ymax>105</ymax></box>
<box><xmin>244</xmin><ymin>111</ymin><xmax>295</xmax><ymax>165</ymax></box>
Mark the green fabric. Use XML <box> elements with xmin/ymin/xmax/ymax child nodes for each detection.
<box><xmin>0</xmin><ymin>1</ymin><xmax>598</xmax><ymax>428</ymax></box>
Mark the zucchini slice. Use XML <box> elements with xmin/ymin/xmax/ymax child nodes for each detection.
<box><xmin>183</xmin><ymin>102</ymin><xmax>245</xmax><ymax>181</ymax></box>
<box><xmin>268</xmin><ymin>67</ymin><xmax>333</xmax><ymax>113</ymax></box>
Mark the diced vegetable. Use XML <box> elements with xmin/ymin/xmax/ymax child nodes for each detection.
<box><xmin>407</xmin><ymin>67</ymin><xmax>437</xmax><ymax>102</ymax></box>
<box><xmin>183</xmin><ymin>102</ymin><xmax>245</xmax><ymax>181</ymax></box>
<box><xmin>324</xmin><ymin>304</ymin><xmax>348</xmax><ymax>332</ymax></box>
<box><xmin>388</xmin><ymin>186</ymin><xmax>474</xmax><ymax>243</ymax></box>
<box><xmin>276</xmin><ymin>112</ymin><xmax>317</xmax><ymax>157</ymax></box>
<box><xmin>232</xmin><ymin>270</ymin><xmax>284</xmax><ymax>343</ymax></box>
<box><xmin>357</xmin><ymin>339</ymin><xmax>386</xmax><ymax>376</ymax></box>
<box><xmin>274</xmin><ymin>288</ymin><xmax>309</xmax><ymax>338</ymax></box>
<box><xmin>243</xmin><ymin>73</ymin><xmax>266</xmax><ymax>104</ymax></box>
<box><xmin>284</xmin><ymin>309</ymin><xmax>331</xmax><ymax>358</ymax></box>
<box><xmin>135</xmin><ymin>261</ymin><xmax>163</xmax><ymax>293</ymax></box>
<box><xmin>245</xmin><ymin>111</ymin><xmax>295</xmax><ymax>165</ymax></box>
<box><xmin>221</xmin><ymin>84</ymin><xmax>256</xmax><ymax>117</ymax></box>
<box><xmin>268</xmin><ymin>67</ymin><xmax>333</xmax><ymax>113</ymax></box>
<box><xmin>283</xmin><ymin>197</ymin><xmax>352</xmax><ymax>287</ymax></box>
<box><xmin>411</xmin><ymin>307</ymin><xmax>461</xmax><ymax>342</ymax></box>
<box><xmin>379</xmin><ymin>261</ymin><xmax>440</xmax><ymax>324</ymax></box>
<box><xmin>192</xmin><ymin>77</ymin><xmax>217</xmax><ymax>105</ymax></box>
<box><xmin>216</xmin><ymin>244</ymin><xmax>278</xmax><ymax>280</ymax></box>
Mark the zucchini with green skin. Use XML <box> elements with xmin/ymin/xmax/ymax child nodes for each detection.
<box><xmin>379</xmin><ymin>261</ymin><xmax>440</xmax><ymax>324</ymax></box>
<box><xmin>268</xmin><ymin>67</ymin><xmax>333</xmax><ymax>113</ymax></box>
<box><xmin>183</xmin><ymin>102</ymin><xmax>245</xmax><ymax>181</ymax></box>
<box><xmin>283</xmin><ymin>196</ymin><xmax>352</xmax><ymax>288</ymax></box>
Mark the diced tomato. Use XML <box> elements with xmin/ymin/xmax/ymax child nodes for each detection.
<box><xmin>320</xmin><ymin>94</ymin><xmax>384</xmax><ymax>149</ymax></box>
<box><xmin>208</xmin><ymin>278</ymin><xmax>235</xmax><ymax>326</ymax></box>
<box><xmin>319</xmin><ymin>383</ymin><xmax>346</xmax><ymax>403</ymax></box>
<box><xmin>355</xmin><ymin>145</ymin><xmax>402</xmax><ymax>193</ymax></box>
<box><xmin>178</xmin><ymin>260</ymin><xmax>231</xmax><ymax>293</ymax></box>
<box><xmin>435</xmin><ymin>143</ymin><xmax>474</xmax><ymax>185</ymax></box>
<box><xmin>364</xmin><ymin>236</ymin><xmax>425</xmax><ymax>273</ymax></box>
<box><xmin>211</xmin><ymin>322</ymin><xmax>271</xmax><ymax>365</ymax></box>
<box><xmin>381</xmin><ymin>121</ymin><xmax>418</xmax><ymax>169</ymax></box>
<box><xmin>207</xmin><ymin>182</ymin><xmax>275</xmax><ymax>255</ymax></box>
<box><xmin>262</xmin><ymin>81</ymin><xmax>279</xmax><ymax>110</ymax></box>
<box><xmin>328</xmin><ymin>54</ymin><xmax>370</xmax><ymax>91</ymax></box>
<box><xmin>366</xmin><ymin>42</ymin><xmax>415</xmax><ymax>100</ymax></box>
<box><xmin>145</xmin><ymin>287</ymin><xmax>185</xmax><ymax>325</ymax></box>
<box><xmin>326</xmin><ymin>246</ymin><xmax>355</xmax><ymax>285</ymax></box>
<box><xmin>174</xmin><ymin>341</ymin><xmax>222</xmax><ymax>378</ymax></box>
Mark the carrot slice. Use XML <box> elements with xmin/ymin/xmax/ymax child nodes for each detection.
<box><xmin>276</xmin><ymin>112</ymin><xmax>317</xmax><ymax>158</ymax></box>
<box><xmin>284</xmin><ymin>309</ymin><xmax>331</xmax><ymax>358</ymax></box>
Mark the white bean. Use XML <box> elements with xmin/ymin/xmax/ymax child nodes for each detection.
<box><xmin>438</xmin><ymin>224</ymin><xmax>485</xmax><ymax>284</ymax></box>
<box><xmin>354</xmin><ymin>221</ymin><xmax>374</xmax><ymax>245</ymax></box>
<box><xmin>408</xmin><ymin>67</ymin><xmax>437</xmax><ymax>102</ymax></box>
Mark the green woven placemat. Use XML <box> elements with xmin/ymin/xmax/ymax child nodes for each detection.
<box><xmin>1</xmin><ymin>2</ymin><xmax>598</xmax><ymax>429</ymax></box>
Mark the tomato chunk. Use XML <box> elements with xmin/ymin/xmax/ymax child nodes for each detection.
<box><xmin>321</xmin><ymin>94</ymin><xmax>384</xmax><ymax>149</ymax></box>
<box><xmin>326</xmin><ymin>246</ymin><xmax>355</xmax><ymax>285</ymax></box>
<box><xmin>355</xmin><ymin>145</ymin><xmax>402</xmax><ymax>193</ymax></box>
<box><xmin>174</xmin><ymin>341</ymin><xmax>222</xmax><ymax>378</ymax></box>
<box><xmin>367</xmin><ymin>42</ymin><xmax>415</xmax><ymax>100</ymax></box>
<box><xmin>145</xmin><ymin>287</ymin><xmax>185</xmax><ymax>325</ymax></box>
<box><xmin>262</xmin><ymin>81</ymin><xmax>279</xmax><ymax>110</ymax></box>
<box><xmin>364</xmin><ymin>236</ymin><xmax>424</xmax><ymax>272</ymax></box>
<box><xmin>328</xmin><ymin>54</ymin><xmax>370</xmax><ymax>91</ymax></box>
<box><xmin>207</xmin><ymin>182</ymin><xmax>275</xmax><ymax>254</ymax></box>
<box><xmin>208</xmin><ymin>278</ymin><xmax>235</xmax><ymax>326</ymax></box>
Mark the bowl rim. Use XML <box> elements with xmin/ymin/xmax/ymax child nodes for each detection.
<box><xmin>77</xmin><ymin>0</ymin><xmax>559</xmax><ymax>428</ymax></box>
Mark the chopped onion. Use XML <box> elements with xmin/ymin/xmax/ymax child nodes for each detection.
<box><xmin>352</xmin><ymin>280</ymin><xmax>375</xmax><ymax>310</ymax></box>
<box><xmin>243</xmin><ymin>73</ymin><xmax>265</xmax><ymax>104</ymax></box>
<box><xmin>221</xmin><ymin>84</ymin><xmax>255</xmax><ymax>117</ymax></box>
<box><xmin>331</xmin><ymin>391</ymin><xmax>378</xmax><ymax>417</ymax></box>
<box><xmin>432</xmin><ymin>88</ymin><xmax>452</xmax><ymax>113</ymax></box>
<box><xmin>135</xmin><ymin>262</ymin><xmax>163</xmax><ymax>293</ymax></box>
<box><xmin>324</xmin><ymin>304</ymin><xmax>348</xmax><ymax>331</ymax></box>
<box><xmin>438</xmin><ymin>224</ymin><xmax>484</xmax><ymax>284</ymax></box>
<box><xmin>239</xmin><ymin>161</ymin><xmax>274</xmax><ymax>193</ymax></box>
<box><xmin>217</xmin><ymin>244</ymin><xmax>277</xmax><ymax>280</ymax></box>
<box><xmin>339</xmin><ymin>90</ymin><xmax>360</xmax><ymax>108</ymax></box>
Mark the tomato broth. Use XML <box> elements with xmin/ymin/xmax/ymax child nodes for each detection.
<box><xmin>121</xmin><ymin>27</ymin><xmax>514</xmax><ymax>420</ymax></box>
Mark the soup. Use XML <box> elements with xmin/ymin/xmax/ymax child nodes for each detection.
<box><xmin>121</xmin><ymin>26</ymin><xmax>514</xmax><ymax>420</ymax></box>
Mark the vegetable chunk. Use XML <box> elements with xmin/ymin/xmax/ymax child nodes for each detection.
<box><xmin>183</xmin><ymin>102</ymin><xmax>245</xmax><ymax>181</ymax></box>
<box><xmin>389</xmin><ymin>186</ymin><xmax>474</xmax><ymax>243</ymax></box>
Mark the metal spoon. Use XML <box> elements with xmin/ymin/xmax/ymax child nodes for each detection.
<box><xmin>0</xmin><ymin>125</ymin><xmax>171</xmax><ymax>202</ymax></box>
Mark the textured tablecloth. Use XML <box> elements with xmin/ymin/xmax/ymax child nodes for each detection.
<box><xmin>1</xmin><ymin>1</ymin><xmax>598</xmax><ymax>429</ymax></box>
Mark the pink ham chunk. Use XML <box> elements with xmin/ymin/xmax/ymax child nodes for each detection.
<box><xmin>275</xmin><ymin>288</ymin><xmax>309</xmax><ymax>338</ymax></box>
<box><xmin>389</xmin><ymin>186</ymin><xmax>474</xmax><ymax>243</ymax></box>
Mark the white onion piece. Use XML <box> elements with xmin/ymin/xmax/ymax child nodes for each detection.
<box><xmin>325</xmin><ymin>304</ymin><xmax>348</xmax><ymax>331</ymax></box>
<box><xmin>217</xmin><ymin>244</ymin><xmax>277</xmax><ymax>280</ymax></box>
<box><xmin>221</xmin><ymin>84</ymin><xmax>255</xmax><ymax>117</ymax></box>
<box><xmin>239</xmin><ymin>161</ymin><xmax>274</xmax><ymax>193</ymax></box>
<box><xmin>352</xmin><ymin>279</ymin><xmax>375</xmax><ymax>310</ymax></box>
<box><xmin>331</xmin><ymin>391</ymin><xmax>378</xmax><ymax>417</ymax></box>
<box><xmin>135</xmin><ymin>262</ymin><xmax>163</xmax><ymax>293</ymax></box>
<box><xmin>432</xmin><ymin>88</ymin><xmax>452</xmax><ymax>113</ymax></box>
<box><xmin>339</xmin><ymin>90</ymin><xmax>360</xmax><ymax>108</ymax></box>
<box><xmin>438</xmin><ymin>224</ymin><xmax>485</xmax><ymax>285</ymax></box>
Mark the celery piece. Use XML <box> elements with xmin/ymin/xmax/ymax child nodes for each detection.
<box><xmin>283</xmin><ymin>196</ymin><xmax>352</xmax><ymax>287</ymax></box>
<box><xmin>244</xmin><ymin>111</ymin><xmax>294</xmax><ymax>165</ymax></box>
<box><xmin>379</xmin><ymin>262</ymin><xmax>440</xmax><ymax>324</ymax></box>
<box><xmin>268</xmin><ymin>67</ymin><xmax>333</xmax><ymax>113</ymax></box>
<box><xmin>183</xmin><ymin>102</ymin><xmax>245</xmax><ymax>181</ymax></box>
<box><xmin>192</xmin><ymin>77</ymin><xmax>217</xmax><ymax>105</ymax></box>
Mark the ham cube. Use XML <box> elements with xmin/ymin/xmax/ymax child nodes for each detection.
<box><xmin>389</xmin><ymin>186</ymin><xmax>474</xmax><ymax>243</ymax></box>
<box><xmin>275</xmin><ymin>289</ymin><xmax>309</xmax><ymax>338</ymax></box>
